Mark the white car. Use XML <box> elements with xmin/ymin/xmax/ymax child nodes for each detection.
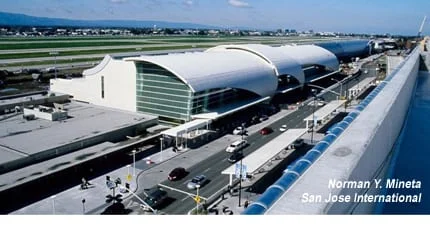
<box><xmin>279</xmin><ymin>125</ymin><xmax>287</xmax><ymax>132</ymax></box>
<box><xmin>225</xmin><ymin>140</ymin><xmax>247</xmax><ymax>153</ymax></box>
<box><xmin>308</xmin><ymin>100</ymin><xmax>326</xmax><ymax>107</ymax></box>
<box><xmin>233</xmin><ymin>126</ymin><xmax>245</xmax><ymax>135</ymax></box>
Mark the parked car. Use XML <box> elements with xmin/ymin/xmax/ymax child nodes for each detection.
<box><xmin>259</xmin><ymin>115</ymin><xmax>269</xmax><ymax>122</ymax></box>
<box><xmin>308</xmin><ymin>100</ymin><xmax>326</xmax><ymax>107</ymax></box>
<box><xmin>293</xmin><ymin>139</ymin><xmax>305</xmax><ymax>148</ymax></box>
<box><xmin>260</xmin><ymin>127</ymin><xmax>273</xmax><ymax>135</ymax></box>
<box><xmin>187</xmin><ymin>175</ymin><xmax>208</xmax><ymax>189</ymax></box>
<box><xmin>142</xmin><ymin>189</ymin><xmax>168</xmax><ymax>210</ymax></box>
<box><xmin>228</xmin><ymin>151</ymin><xmax>244</xmax><ymax>163</ymax></box>
<box><xmin>226</xmin><ymin>140</ymin><xmax>247</xmax><ymax>153</ymax></box>
<box><xmin>279</xmin><ymin>124</ymin><xmax>287</xmax><ymax>132</ymax></box>
<box><xmin>250</xmin><ymin>116</ymin><xmax>260</xmax><ymax>124</ymax></box>
<box><xmin>233</xmin><ymin>126</ymin><xmax>246</xmax><ymax>135</ymax></box>
<box><xmin>168</xmin><ymin>167</ymin><xmax>187</xmax><ymax>181</ymax></box>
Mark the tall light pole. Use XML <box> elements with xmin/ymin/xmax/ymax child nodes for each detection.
<box><xmin>241</xmin><ymin>122</ymin><xmax>246</xmax><ymax>140</ymax></box>
<box><xmin>195</xmin><ymin>184</ymin><xmax>200</xmax><ymax>213</ymax></box>
<box><xmin>310</xmin><ymin>89</ymin><xmax>317</xmax><ymax>144</ymax></box>
<box><xmin>50</xmin><ymin>195</ymin><xmax>56</xmax><ymax>215</ymax></box>
<box><xmin>331</xmin><ymin>78</ymin><xmax>343</xmax><ymax>100</ymax></box>
<box><xmin>126</xmin><ymin>164</ymin><xmax>131</xmax><ymax>182</ymax></box>
<box><xmin>160</xmin><ymin>137</ymin><xmax>164</xmax><ymax>162</ymax></box>
<box><xmin>82</xmin><ymin>198</ymin><xmax>86</xmax><ymax>215</ymax></box>
<box><xmin>238</xmin><ymin>158</ymin><xmax>243</xmax><ymax>207</ymax></box>
<box><xmin>49</xmin><ymin>51</ymin><xmax>59</xmax><ymax>79</ymax></box>
<box><xmin>132</xmin><ymin>149</ymin><xmax>136</xmax><ymax>177</ymax></box>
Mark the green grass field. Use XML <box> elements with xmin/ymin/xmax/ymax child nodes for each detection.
<box><xmin>3</xmin><ymin>57</ymin><xmax>104</xmax><ymax>67</ymax></box>
<box><xmin>0</xmin><ymin>44</ymin><xmax>213</xmax><ymax>60</ymax></box>
<box><xmin>0</xmin><ymin>41</ymin><xmax>165</xmax><ymax>50</ymax></box>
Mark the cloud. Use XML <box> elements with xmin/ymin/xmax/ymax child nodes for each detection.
<box><xmin>109</xmin><ymin>0</ymin><xmax>128</xmax><ymax>3</ymax></box>
<box><xmin>183</xmin><ymin>0</ymin><xmax>194</xmax><ymax>6</ymax></box>
<box><xmin>228</xmin><ymin>0</ymin><xmax>251</xmax><ymax>8</ymax></box>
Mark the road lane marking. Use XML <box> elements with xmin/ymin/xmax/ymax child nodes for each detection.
<box><xmin>181</xmin><ymin>196</ymin><xmax>191</xmax><ymax>202</ymax></box>
<box><xmin>203</xmin><ymin>168</ymin><xmax>210</xmax><ymax>173</ymax></box>
<box><xmin>158</xmin><ymin>183</ymin><xmax>208</xmax><ymax>200</ymax></box>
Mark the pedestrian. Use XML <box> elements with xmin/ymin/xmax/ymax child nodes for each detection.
<box><xmin>82</xmin><ymin>177</ymin><xmax>91</xmax><ymax>189</ymax></box>
<box><xmin>244</xmin><ymin>200</ymin><xmax>249</xmax><ymax>208</ymax></box>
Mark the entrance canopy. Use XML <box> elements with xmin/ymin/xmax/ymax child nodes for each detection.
<box><xmin>222</xmin><ymin>129</ymin><xmax>307</xmax><ymax>175</ymax></box>
<box><xmin>304</xmin><ymin>100</ymin><xmax>346</xmax><ymax>128</ymax></box>
<box><xmin>161</xmin><ymin>119</ymin><xmax>211</xmax><ymax>137</ymax></box>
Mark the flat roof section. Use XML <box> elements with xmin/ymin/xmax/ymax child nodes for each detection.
<box><xmin>0</xmin><ymin>148</ymin><xmax>24</xmax><ymax>165</ymax></box>
<box><xmin>304</xmin><ymin>100</ymin><xmax>346</xmax><ymax>123</ymax></box>
<box><xmin>0</xmin><ymin>102</ymin><xmax>156</xmax><ymax>159</ymax></box>
<box><xmin>0</xmin><ymin>142</ymin><xmax>116</xmax><ymax>192</ymax></box>
<box><xmin>222</xmin><ymin>128</ymin><xmax>307</xmax><ymax>175</ymax></box>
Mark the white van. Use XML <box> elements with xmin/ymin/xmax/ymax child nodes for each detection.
<box><xmin>225</xmin><ymin>140</ymin><xmax>247</xmax><ymax>153</ymax></box>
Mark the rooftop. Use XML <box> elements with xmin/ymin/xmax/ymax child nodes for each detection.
<box><xmin>0</xmin><ymin>101</ymin><xmax>156</xmax><ymax>165</ymax></box>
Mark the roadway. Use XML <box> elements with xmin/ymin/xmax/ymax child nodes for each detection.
<box><xmin>129</xmin><ymin>64</ymin><xmax>378</xmax><ymax>214</ymax></box>
<box><xmin>128</xmin><ymin>99</ymin><xmax>329</xmax><ymax>214</ymax></box>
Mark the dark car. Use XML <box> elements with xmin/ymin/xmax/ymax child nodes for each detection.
<box><xmin>142</xmin><ymin>189</ymin><xmax>168</xmax><ymax>210</ymax></box>
<box><xmin>259</xmin><ymin>115</ymin><xmax>269</xmax><ymax>122</ymax></box>
<box><xmin>168</xmin><ymin>167</ymin><xmax>187</xmax><ymax>181</ymax></box>
<box><xmin>293</xmin><ymin>139</ymin><xmax>305</xmax><ymax>148</ymax></box>
<box><xmin>260</xmin><ymin>127</ymin><xmax>273</xmax><ymax>135</ymax></box>
<box><xmin>228</xmin><ymin>151</ymin><xmax>244</xmax><ymax>163</ymax></box>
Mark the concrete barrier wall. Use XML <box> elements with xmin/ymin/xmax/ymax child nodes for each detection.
<box><xmin>327</xmin><ymin>50</ymin><xmax>420</xmax><ymax>214</ymax></box>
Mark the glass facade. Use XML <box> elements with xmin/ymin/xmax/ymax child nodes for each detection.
<box><xmin>136</xmin><ymin>62</ymin><xmax>192</xmax><ymax>123</ymax></box>
<box><xmin>136</xmin><ymin>61</ymin><xmax>260</xmax><ymax>124</ymax></box>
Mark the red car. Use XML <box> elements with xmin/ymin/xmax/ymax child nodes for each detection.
<box><xmin>168</xmin><ymin>167</ymin><xmax>187</xmax><ymax>181</ymax></box>
<box><xmin>260</xmin><ymin>127</ymin><xmax>273</xmax><ymax>135</ymax></box>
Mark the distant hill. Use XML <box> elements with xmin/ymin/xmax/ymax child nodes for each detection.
<box><xmin>0</xmin><ymin>11</ymin><xmax>222</xmax><ymax>29</ymax></box>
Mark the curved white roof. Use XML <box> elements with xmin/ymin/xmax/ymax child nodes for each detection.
<box><xmin>279</xmin><ymin>45</ymin><xmax>339</xmax><ymax>71</ymax></box>
<box><xmin>126</xmin><ymin>51</ymin><xmax>278</xmax><ymax>97</ymax></box>
<box><xmin>207</xmin><ymin>44</ymin><xmax>305</xmax><ymax>84</ymax></box>
<box><xmin>83</xmin><ymin>55</ymin><xmax>112</xmax><ymax>76</ymax></box>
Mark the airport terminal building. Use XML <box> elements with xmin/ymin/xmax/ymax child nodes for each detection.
<box><xmin>51</xmin><ymin>40</ymin><xmax>370</xmax><ymax>124</ymax></box>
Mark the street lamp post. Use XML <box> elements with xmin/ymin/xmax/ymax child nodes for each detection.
<box><xmin>310</xmin><ymin>89</ymin><xmax>317</xmax><ymax>144</ymax></box>
<box><xmin>331</xmin><ymin>78</ymin><xmax>343</xmax><ymax>100</ymax></box>
<box><xmin>132</xmin><ymin>149</ymin><xmax>137</xmax><ymax>177</ymax></box>
<box><xmin>241</xmin><ymin>122</ymin><xmax>246</xmax><ymax>140</ymax></box>
<box><xmin>238</xmin><ymin>158</ymin><xmax>243</xmax><ymax>207</ymax></box>
<box><xmin>195</xmin><ymin>184</ymin><xmax>200</xmax><ymax>213</ymax></box>
<box><xmin>82</xmin><ymin>198</ymin><xmax>86</xmax><ymax>214</ymax></box>
<box><xmin>50</xmin><ymin>195</ymin><xmax>56</xmax><ymax>215</ymax></box>
<box><xmin>126</xmin><ymin>164</ymin><xmax>131</xmax><ymax>180</ymax></box>
<box><xmin>160</xmin><ymin>137</ymin><xmax>164</xmax><ymax>162</ymax></box>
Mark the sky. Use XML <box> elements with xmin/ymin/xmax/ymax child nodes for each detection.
<box><xmin>0</xmin><ymin>0</ymin><xmax>429</xmax><ymax>35</ymax></box>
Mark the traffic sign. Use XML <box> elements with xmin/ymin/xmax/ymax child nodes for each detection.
<box><xmin>106</xmin><ymin>180</ymin><xmax>115</xmax><ymax>189</ymax></box>
<box><xmin>126</xmin><ymin>174</ymin><xmax>132</xmax><ymax>182</ymax></box>
<box><xmin>194</xmin><ymin>195</ymin><xmax>201</xmax><ymax>203</ymax></box>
